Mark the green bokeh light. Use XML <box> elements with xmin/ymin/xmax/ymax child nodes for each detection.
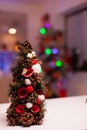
<box><xmin>55</xmin><ymin>60</ymin><xmax>62</xmax><ymax>67</ymax></box>
<box><xmin>39</xmin><ymin>28</ymin><xmax>46</xmax><ymax>35</ymax></box>
<box><xmin>45</xmin><ymin>48</ymin><xmax>52</xmax><ymax>55</ymax></box>
<box><xmin>40</xmin><ymin>68</ymin><xmax>43</xmax><ymax>73</ymax></box>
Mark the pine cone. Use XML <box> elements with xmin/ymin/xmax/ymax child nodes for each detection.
<box><xmin>18</xmin><ymin>41</ymin><xmax>33</xmax><ymax>54</ymax></box>
<box><xmin>18</xmin><ymin>41</ymin><xmax>32</xmax><ymax>50</ymax></box>
<box><xmin>7</xmin><ymin>107</ymin><xmax>22</xmax><ymax>126</ymax></box>
<box><xmin>19</xmin><ymin>112</ymin><xmax>34</xmax><ymax>126</ymax></box>
<box><xmin>22</xmin><ymin>41</ymin><xmax>32</xmax><ymax>50</ymax></box>
<box><xmin>7</xmin><ymin>106</ymin><xmax>20</xmax><ymax>121</ymax></box>
<box><xmin>30</xmin><ymin>92</ymin><xmax>38</xmax><ymax>103</ymax></box>
<box><xmin>30</xmin><ymin>73</ymin><xmax>41</xmax><ymax>86</ymax></box>
<box><xmin>22</xmin><ymin>59</ymin><xmax>32</xmax><ymax>68</ymax></box>
<box><xmin>26</xmin><ymin>91</ymin><xmax>38</xmax><ymax>103</ymax></box>
<box><xmin>34</xmin><ymin>112</ymin><xmax>44</xmax><ymax>125</ymax></box>
<box><xmin>10</xmin><ymin>88</ymin><xmax>19</xmax><ymax>101</ymax></box>
<box><xmin>34</xmin><ymin>73</ymin><xmax>42</xmax><ymax>83</ymax></box>
<box><xmin>7</xmin><ymin>117</ymin><xmax>16</xmax><ymax>126</ymax></box>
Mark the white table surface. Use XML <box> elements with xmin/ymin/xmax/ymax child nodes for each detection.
<box><xmin>0</xmin><ymin>96</ymin><xmax>87</xmax><ymax>130</ymax></box>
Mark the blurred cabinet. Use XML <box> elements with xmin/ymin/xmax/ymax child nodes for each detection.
<box><xmin>66</xmin><ymin>9</ymin><xmax>87</xmax><ymax>64</ymax></box>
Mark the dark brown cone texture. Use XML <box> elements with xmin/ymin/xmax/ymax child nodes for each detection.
<box><xmin>19</xmin><ymin>112</ymin><xmax>34</xmax><ymax>126</ymax></box>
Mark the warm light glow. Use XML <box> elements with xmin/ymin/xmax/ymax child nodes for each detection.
<box><xmin>8</xmin><ymin>28</ymin><xmax>17</xmax><ymax>34</ymax></box>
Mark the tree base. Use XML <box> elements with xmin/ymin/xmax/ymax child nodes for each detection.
<box><xmin>7</xmin><ymin>107</ymin><xmax>45</xmax><ymax>127</ymax></box>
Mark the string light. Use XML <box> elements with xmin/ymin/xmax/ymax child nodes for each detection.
<box><xmin>52</xmin><ymin>48</ymin><xmax>58</xmax><ymax>54</ymax></box>
<box><xmin>55</xmin><ymin>60</ymin><xmax>62</xmax><ymax>67</ymax></box>
<box><xmin>44</xmin><ymin>23</ymin><xmax>50</xmax><ymax>29</ymax></box>
<box><xmin>50</xmin><ymin>61</ymin><xmax>55</xmax><ymax>68</ymax></box>
<box><xmin>45</xmin><ymin>48</ymin><xmax>51</xmax><ymax>55</ymax></box>
<box><xmin>39</xmin><ymin>28</ymin><xmax>46</xmax><ymax>35</ymax></box>
<box><xmin>40</xmin><ymin>68</ymin><xmax>43</xmax><ymax>73</ymax></box>
<box><xmin>8</xmin><ymin>28</ymin><xmax>17</xmax><ymax>34</ymax></box>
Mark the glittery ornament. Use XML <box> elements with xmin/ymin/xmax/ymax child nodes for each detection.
<box><xmin>26</xmin><ymin>102</ymin><xmax>33</xmax><ymax>109</ymax></box>
<box><xmin>25</xmin><ymin>79</ymin><xmax>31</xmax><ymax>85</ymax></box>
<box><xmin>27</xmin><ymin>86</ymin><xmax>34</xmax><ymax>93</ymax></box>
<box><xmin>27</xmin><ymin>53</ymin><xmax>32</xmax><ymax>58</ymax></box>
<box><xmin>32</xmin><ymin>105</ymin><xmax>40</xmax><ymax>113</ymax></box>
<box><xmin>18</xmin><ymin>88</ymin><xmax>28</xmax><ymax>98</ymax></box>
<box><xmin>32</xmin><ymin>51</ymin><xmax>36</xmax><ymax>55</ymax></box>
<box><xmin>32</xmin><ymin>51</ymin><xmax>36</xmax><ymax>58</ymax></box>
<box><xmin>32</xmin><ymin>63</ymin><xmax>41</xmax><ymax>73</ymax></box>
<box><xmin>38</xmin><ymin>95</ymin><xmax>45</xmax><ymax>101</ymax></box>
<box><xmin>15</xmin><ymin>104</ymin><xmax>24</xmax><ymax>114</ymax></box>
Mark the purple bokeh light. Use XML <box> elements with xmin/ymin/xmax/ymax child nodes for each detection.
<box><xmin>44</xmin><ymin>23</ymin><xmax>50</xmax><ymax>29</ymax></box>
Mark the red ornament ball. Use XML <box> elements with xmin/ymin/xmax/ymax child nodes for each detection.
<box><xmin>36</xmin><ymin>99</ymin><xmax>41</xmax><ymax>105</ymax></box>
<box><xmin>27</xmin><ymin>86</ymin><xmax>34</xmax><ymax>93</ymax></box>
<box><xmin>59</xmin><ymin>89</ymin><xmax>66</xmax><ymax>97</ymax></box>
<box><xmin>18</xmin><ymin>88</ymin><xmax>28</xmax><ymax>98</ymax></box>
<box><xmin>15</xmin><ymin>104</ymin><xmax>24</xmax><ymax>114</ymax></box>
<box><xmin>32</xmin><ymin>105</ymin><xmax>40</xmax><ymax>113</ymax></box>
<box><xmin>32</xmin><ymin>60</ymin><xmax>38</xmax><ymax>65</ymax></box>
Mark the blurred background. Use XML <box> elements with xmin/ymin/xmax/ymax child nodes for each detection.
<box><xmin>0</xmin><ymin>0</ymin><xmax>87</xmax><ymax>103</ymax></box>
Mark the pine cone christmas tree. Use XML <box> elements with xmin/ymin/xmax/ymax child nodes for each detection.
<box><xmin>7</xmin><ymin>41</ymin><xmax>46</xmax><ymax>127</ymax></box>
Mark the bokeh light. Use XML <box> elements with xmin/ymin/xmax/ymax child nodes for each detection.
<box><xmin>39</xmin><ymin>28</ymin><xmax>46</xmax><ymax>35</ymax></box>
<box><xmin>40</xmin><ymin>68</ymin><xmax>43</xmax><ymax>73</ymax></box>
<box><xmin>52</xmin><ymin>48</ymin><xmax>58</xmax><ymax>54</ymax></box>
<box><xmin>55</xmin><ymin>60</ymin><xmax>62</xmax><ymax>67</ymax></box>
<box><xmin>44</xmin><ymin>23</ymin><xmax>50</xmax><ymax>29</ymax></box>
<box><xmin>45</xmin><ymin>48</ymin><xmax>52</xmax><ymax>55</ymax></box>
<box><xmin>8</xmin><ymin>28</ymin><xmax>17</xmax><ymax>34</ymax></box>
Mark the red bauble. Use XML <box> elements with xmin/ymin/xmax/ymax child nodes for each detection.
<box><xmin>23</xmin><ymin>68</ymin><xmax>33</xmax><ymax>77</ymax></box>
<box><xmin>36</xmin><ymin>99</ymin><xmax>41</xmax><ymax>105</ymax></box>
<box><xmin>18</xmin><ymin>88</ymin><xmax>28</xmax><ymax>98</ymax></box>
<box><xmin>15</xmin><ymin>104</ymin><xmax>24</xmax><ymax>114</ymax></box>
<box><xmin>32</xmin><ymin>60</ymin><xmax>38</xmax><ymax>65</ymax></box>
<box><xmin>27</xmin><ymin>86</ymin><xmax>34</xmax><ymax>93</ymax></box>
<box><xmin>59</xmin><ymin>89</ymin><xmax>66</xmax><ymax>97</ymax></box>
<box><xmin>32</xmin><ymin>105</ymin><xmax>40</xmax><ymax>113</ymax></box>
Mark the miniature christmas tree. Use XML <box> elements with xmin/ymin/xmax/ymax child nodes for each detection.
<box><xmin>7</xmin><ymin>41</ymin><xmax>46</xmax><ymax>127</ymax></box>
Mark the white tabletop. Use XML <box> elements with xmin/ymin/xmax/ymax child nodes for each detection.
<box><xmin>0</xmin><ymin>96</ymin><xmax>87</xmax><ymax>130</ymax></box>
